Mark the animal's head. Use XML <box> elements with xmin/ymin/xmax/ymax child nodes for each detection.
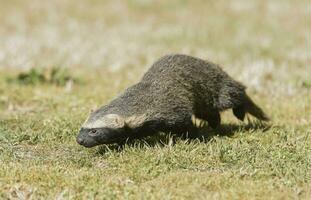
<box><xmin>76</xmin><ymin>112</ymin><xmax>146</xmax><ymax>147</ymax></box>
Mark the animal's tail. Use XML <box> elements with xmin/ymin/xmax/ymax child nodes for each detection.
<box><xmin>233</xmin><ymin>94</ymin><xmax>269</xmax><ymax>121</ymax></box>
<box><xmin>244</xmin><ymin>94</ymin><xmax>269</xmax><ymax>121</ymax></box>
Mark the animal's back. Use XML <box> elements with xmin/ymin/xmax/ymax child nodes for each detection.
<box><xmin>142</xmin><ymin>54</ymin><xmax>244</xmax><ymax>110</ymax></box>
<box><xmin>142</xmin><ymin>54</ymin><xmax>225</xmax><ymax>85</ymax></box>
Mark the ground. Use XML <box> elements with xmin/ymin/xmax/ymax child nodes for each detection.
<box><xmin>0</xmin><ymin>0</ymin><xmax>311</xmax><ymax>199</ymax></box>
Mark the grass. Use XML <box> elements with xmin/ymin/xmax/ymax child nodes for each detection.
<box><xmin>1</xmin><ymin>0</ymin><xmax>311</xmax><ymax>199</ymax></box>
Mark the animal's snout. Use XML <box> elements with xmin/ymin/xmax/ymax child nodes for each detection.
<box><xmin>76</xmin><ymin>128</ymin><xmax>99</xmax><ymax>147</ymax></box>
<box><xmin>76</xmin><ymin>136</ymin><xmax>85</xmax><ymax>145</ymax></box>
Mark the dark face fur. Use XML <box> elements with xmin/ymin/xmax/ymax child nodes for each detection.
<box><xmin>77</xmin><ymin>112</ymin><xmax>147</xmax><ymax>147</ymax></box>
<box><xmin>76</xmin><ymin>127</ymin><xmax>127</xmax><ymax>147</ymax></box>
<box><xmin>76</xmin><ymin>113</ymin><xmax>132</xmax><ymax>147</ymax></box>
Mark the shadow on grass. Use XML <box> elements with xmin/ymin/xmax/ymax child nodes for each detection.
<box><xmin>96</xmin><ymin>121</ymin><xmax>271</xmax><ymax>154</ymax></box>
<box><xmin>213</xmin><ymin>121</ymin><xmax>271</xmax><ymax>137</ymax></box>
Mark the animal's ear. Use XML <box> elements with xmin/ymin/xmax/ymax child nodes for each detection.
<box><xmin>90</xmin><ymin>105</ymin><xmax>98</xmax><ymax>113</ymax></box>
<box><xmin>105</xmin><ymin>114</ymin><xmax>125</xmax><ymax>128</ymax></box>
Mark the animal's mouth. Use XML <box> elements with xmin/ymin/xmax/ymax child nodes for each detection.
<box><xmin>77</xmin><ymin>138</ymin><xmax>127</xmax><ymax>147</ymax></box>
<box><xmin>76</xmin><ymin>133</ymin><xmax>129</xmax><ymax>147</ymax></box>
<box><xmin>76</xmin><ymin>136</ymin><xmax>99</xmax><ymax>148</ymax></box>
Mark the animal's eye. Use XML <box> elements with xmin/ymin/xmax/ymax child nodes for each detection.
<box><xmin>89</xmin><ymin>129</ymin><xmax>98</xmax><ymax>136</ymax></box>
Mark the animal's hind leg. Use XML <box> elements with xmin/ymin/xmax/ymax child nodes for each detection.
<box><xmin>233</xmin><ymin>105</ymin><xmax>245</xmax><ymax>121</ymax></box>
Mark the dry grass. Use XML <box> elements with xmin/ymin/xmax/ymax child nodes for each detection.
<box><xmin>0</xmin><ymin>0</ymin><xmax>311</xmax><ymax>199</ymax></box>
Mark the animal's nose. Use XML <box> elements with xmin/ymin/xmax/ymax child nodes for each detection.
<box><xmin>76</xmin><ymin>137</ymin><xmax>84</xmax><ymax>145</ymax></box>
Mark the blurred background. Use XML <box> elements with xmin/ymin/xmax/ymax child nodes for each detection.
<box><xmin>1</xmin><ymin>1</ymin><xmax>311</xmax><ymax>198</ymax></box>
<box><xmin>1</xmin><ymin>0</ymin><xmax>311</xmax><ymax>95</ymax></box>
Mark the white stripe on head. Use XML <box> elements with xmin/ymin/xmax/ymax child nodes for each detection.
<box><xmin>82</xmin><ymin>114</ymin><xmax>125</xmax><ymax>129</ymax></box>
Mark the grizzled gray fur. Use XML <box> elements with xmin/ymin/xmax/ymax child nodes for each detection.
<box><xmin>77</xmin><ymin>54</ymin><xmax>269</xmax><ymax>147</ymax></box>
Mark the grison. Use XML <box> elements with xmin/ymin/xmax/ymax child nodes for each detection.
<box><xmin>77</xmin><ymin>54</ymin><xmax>269</xmax><ymax>147</ymax></box>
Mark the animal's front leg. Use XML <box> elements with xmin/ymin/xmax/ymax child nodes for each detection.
<box><xmin>169</xmin><ymin>115</ymin><xmax>201</xmax><ymax>139</ymax></box>
<box><xmin>206</xmin><ymin>111</ymin><xmax>221</xmax><ymax>129</ymax></box>
<box><xmin>195</xmin><ymin>110</ymin><xmax>221</xmax><ymax>129</ymax></box>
